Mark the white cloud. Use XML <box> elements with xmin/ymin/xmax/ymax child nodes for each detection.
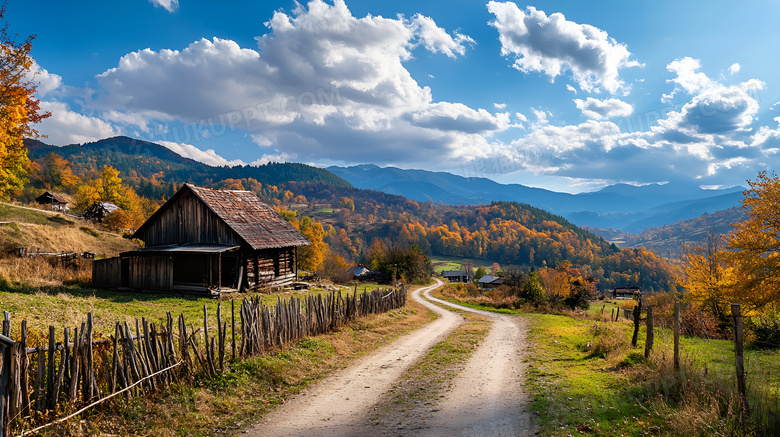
<box><xmin>28</xmin><ymin>63</ymin><xmax>63</xmax><ymax>97</ymax></box>
<box><xmin>729</xmin><ymin>63</ymin><xmax>741</xmax><ymax>75</ymax></box>
<box><xmin>662</xmin><ymin>57</ymin><xmax>716</xmax><ymax>101</ymax></box>
<box><xmin>573</xmin><ymin>97</ymin><xmax>633</xmax><ymax>120</ymax></box>
<box><xmin>566</xmin><ymin>84</ymin><xmax>577</xmax><ymax>94</ymax></box>
<box><xmin>409</xmin><ymin>14</ymin><xmax>474</xmax><ymax>58</ymax></box>
<box><xmin>92</xmin><ymin>0</ymin><xmax>502</xmax><ymax>168</ymax></box>
<box><xmin>149</xmin><ymin>0</ymin><xmax>178</xmax><ymax>13</ymax></box>
<box><xmin>487</xmin><ymin>2</ymin><xmax>641</xmax><ymax>94</ymax></box>
<box><xmin>494</xmin><ymin>102</ymin><xmax>507</xmax><ymax>109</ymax></box>
<box><xmin>156</xmin><ymin>141</ymin><xmax>245</xmax><ymax>167</ymax></box>
<box><xmin>37</xmin><ymin>101</ymin><xmax>118</xmax><ymax>145</ymax></box>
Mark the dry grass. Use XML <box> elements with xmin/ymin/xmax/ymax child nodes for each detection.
<box><xmin>31</xmin><ymin>286</ymin><xmax>436</xmax><ymax>436</ymax></box>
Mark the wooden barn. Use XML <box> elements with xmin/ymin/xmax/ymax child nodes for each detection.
<box><xmin>35</xmin><ymin>191</ymin><xmax>69</xmax><ymax>211</ymax></box>
<box><xmin>92</xmin><ymin>183</ymin><xmax>310</xmax><ymax>294</ymax></box>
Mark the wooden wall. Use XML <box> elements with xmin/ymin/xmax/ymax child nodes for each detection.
<box><xmin>135</xmin><ymin>189</ymin><xmax>241</xmax><ymax>247</ymax></box>
<box><xmin>92</xmin><ymin>257</ymin><xmax>121</xmax><ymax>289</ymax></box>
<box><xmin>244</xmin><ymin>248</ymin><xmax>295</xmax><ymax>289</ymax></box>
<box><xmin>127</xmin><ymin>254</ymin><xmax>173</xmax><ymax>291</ymax></box>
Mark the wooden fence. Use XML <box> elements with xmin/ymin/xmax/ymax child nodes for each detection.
<box><xmin>0</xmin><ymin>285</ymin><xmax>407</xmax><ymax>436</ymax></box>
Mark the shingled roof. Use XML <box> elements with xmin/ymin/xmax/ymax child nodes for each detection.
<box><xmin>187</xmin><ymin>184</ymin><xmax>309</xmax><ymax>250</ymax></box>
<box><xmin>134</xmin><ymin>183</ymin><xmax>309</xmax><ymax>250</ymax></box>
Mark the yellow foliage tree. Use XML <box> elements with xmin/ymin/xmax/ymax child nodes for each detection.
<box><xmin>297</xmin><ymin>216</ymin><xmax>327</xmax><ymax>272</ymax></box>
<box><xmin>726</xmin><ymin>171</ymin><xmax>780</xmax><ymax>309</ymax></box>
<box><xmin>678</xmin><ymin>233</ymin><xmax>734</xmax><ymax>319</ymax></box>
<box><xmin>0</xmin><ymin>6</ymin><xmax>50</xmax><ymax>199</ymax></box>
<box><xmin>75</xmin><ymin>165</ymin><xmax>152</xmax><ymax>228</ymax></box>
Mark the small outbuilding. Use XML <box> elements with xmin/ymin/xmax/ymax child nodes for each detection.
<box><xmin>478</xmin><ymin>274</ymin><xmax>504</xmax><ymax>289</ymax></box>
<box><xmin>442</xmin><ymin>269</ymin><xmax>471</xmax><ymax>283</ymax></box>
<box><xmin>613</xmin><ymin>286</ymin><xmax>642</xmax><ymax>299</ymax></box>
<box><xmin>347</xmin><ymin>265</ymin><xmax>371</xmax><ymax>278</ymax></box>
<box><xmin>35</xmin><ymin>192</ymin><xmax>69</xmax><ymax>211</ymax></box>
<box><xmin>83</xmin><ymin>201</ymin><xmax>120</xmax><ymax>222</ymax></box>
<box><xmin>92</xmin><ymin>183</ymin><xmax>310</xmax><ymax>294</ymax></box>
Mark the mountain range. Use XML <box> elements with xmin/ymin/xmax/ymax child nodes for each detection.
<box><xmin>328</xmin><ymin>164</ymin><xmax>744</xmax><ymax>233</ymax></box>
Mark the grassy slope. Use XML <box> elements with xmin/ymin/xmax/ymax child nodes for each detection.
<box><xmin>0</xmin><ymin>202</ymin><xmax>137</xmax><ymax>257</ymax></box>
<box><xmin>434</xmin><ymin>291</ymin><xmax>780</xmax><ymax>435</ymax></box>
<box><xmin>429</xmin><ymin>254</ymin><xmax>499</xmax><ymax>274</ymax></box>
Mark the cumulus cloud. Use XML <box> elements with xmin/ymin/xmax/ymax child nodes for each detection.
<box><xmin>494</xmin><ymin>102</ymin><xmax>507</xmax><ymax>109</ymax></box>
<box><xmin>28</xmin><ymin>63</ymin><xmax>63</xmax><ymax>97</ymax></box>
<box><xmin>729</xmin><ymin>63</ymin><xmax>741</xmax><ymax>75</ymax></box>
<box><xmin>156</xmin><ymin>141</ymin><xmax>245</xmax><ymax>167</ymax></box>
<box><xmin>573</xmin><ymin>97</ymin><xmax>633</xmax><ymax>120</ymax></box>
<box><xmin>487</xmin><ymin>1</ymin><xmax>641</xmax><ymax>94</ymax></box>
<box><xmin>566</xmin><ymin>84</ymin><xmax>577</xmax><ymax>94</ymax></box>
<box><xmin>409</xmin><ymin>14</ymin><xmax>474</xmax><ymax>58</ymax></box>
<box><xmin>149</xmin><ymin>0</ymin><xmax>178</xmax><ymax>13</ymax></box>
<box><xmin>37</xmin><ymin>101</ymin><xmax>118</xmax><ymax>145</ymax></box>
<box><xmin>92</xmin><ymin>0</ymin><xmax>505</xmax><ymax>168</ymax></box>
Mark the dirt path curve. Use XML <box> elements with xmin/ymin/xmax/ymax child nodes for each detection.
<box><xmin>246</xmin><ymin>279</ymin><xmax>462</xmax><ymax>437</ymax></box>
<box><xmin>416</xmin><ymin>289</ymin><xmax>534</xmax><ymax>437</ymax></box>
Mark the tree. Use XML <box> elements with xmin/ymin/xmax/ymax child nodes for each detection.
<box><xmin>726</xmin><ymin>171</ymin><xmax>780</xmax><ymax>309</ymax></box>
<box><xmin>521</xmin><ymin>272</ymin><xmax>546</xmax><ymax>306</ymax></box>
<box><xmin>679</xmin><ymin>233</ymin><xmax>733</xmax><ymax>319</ymax></box>
<box><xmin>297</xmin><ymin>216</ymin><xmax>327</xmax><ymax>272</ymax></box>
<box><xmin>31</xmin><ymin>153</ymin><xmax>78</xmax><ymax>191</ymax></box>
<box><xmin>474</xmin><ymin>267</ymin><xmax>487</xmax><ymax>281</ymax></box>
<box><xmin>0</xmin><ymin>4</ymin><xmax>51</xmax><ymax>199</ymax></box>
<box><xmin>339</xmin><ymin>196</ymin><xmax>355</xmax><ymax>211</ymax></box>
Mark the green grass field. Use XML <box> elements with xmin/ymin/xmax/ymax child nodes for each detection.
<box><xmin>428</xmin><ymin>254</ymin><xmax>499</xmax><ymax>274</ymax></box>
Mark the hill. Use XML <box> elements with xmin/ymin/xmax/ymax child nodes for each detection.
<box><xmin>328</xmin><ymin>164</ymin><xmax>744</xmax><ymax>232</ymax></box>
<box><xmin>584</xmin><ymin>206</ymin><xmax>747</xmax><ymax>258</ymax></box>
<box><xmin>26</xmin><ymin>136</ymin><xmax>353</xmax><ymax>196</ymax></box>
<box><xmin>20</xmin><ymin>136</ymin><xmax>678</xmax><ymax>293</ymax></box>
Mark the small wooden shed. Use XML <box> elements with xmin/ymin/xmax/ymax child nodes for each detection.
<box><xmin>93</xmin><ymin>183</ymin><xmax>310</xmax><ymax>294</ymax></box>
<box><xmin>35</xmin><ymin>192</ymin><xmax>69</xmax><ymax>211</ymax></box>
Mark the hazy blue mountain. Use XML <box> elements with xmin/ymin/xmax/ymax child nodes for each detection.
<box><xmin>328</xmin><ymin>164</ymin><xmax>744</xmax><ymax>232</ymax></box>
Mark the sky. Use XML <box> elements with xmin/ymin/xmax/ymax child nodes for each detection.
<box><xmin>9</xmin><ymin>0</ymin><xmax>780</xmax><ymax>193</ymax></box>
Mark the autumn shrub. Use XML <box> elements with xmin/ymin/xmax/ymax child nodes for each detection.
<box><xmin>746</xmin><ymin>305</ymin><xmax>780</xmax><ymax>348</ymax></box>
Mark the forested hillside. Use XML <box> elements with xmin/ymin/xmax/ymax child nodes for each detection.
<box><xmin>20</xmin><ymin>137</ymin><xmax>677</xmax><ymax>293</ymax></box>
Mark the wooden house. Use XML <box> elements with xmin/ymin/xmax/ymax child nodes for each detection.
<box><xmin>442</xmin><ymin>269</ymin><xmax>471</xmax><ymax>283</ymax></box>
<box><xmin>92</xmin><ymin>183</ymin><xmax>310</xmax><ymax>294</ymax></box>
<box><xmin>613</xmin><ymin>286</ymin><xmax>641</xmax><ymax>299</ymax></box>
<box><xmin>35</xmin><ymin>192</ymin><xmax>69</xmax><ymax>211</ymax></box>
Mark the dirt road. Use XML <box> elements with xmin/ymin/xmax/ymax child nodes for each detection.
<box><xmin>246</xmin><ymin>279</ymin><xmax>532</xmax><ymax>436</ymax></box>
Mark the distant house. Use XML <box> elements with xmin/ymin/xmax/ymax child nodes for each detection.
<box><xmin>83</xmin><ymin>202</ymin><xmax>120</xmax><ymax>222</ymax></box>
<box><xmin>92</xmin><ymin>183</ymin><xmax>310</xmax><ymax>294</ymax></box>
<box><xmin>613</xmin><ymin>286</ymin><xmax>641</xmax><ymax>299</ymax></box>
<box><xmin>348</xmin><ymin>265</ymin><xmax>371</xmax><ymax>278</ymax></box>
<box><xmin>35</xmin><ymin>192</ymin><xmax>69</xmax><ymax>211</ymax></box>
<box><xmin>478</xmin><ymin>274</ymin><xmax>504</xmax><ymax>289</ymax></box>
<box><xmin>442</xmin><ymin>270</ymin><xmax>471</xmax><ymax>283</ymax></box>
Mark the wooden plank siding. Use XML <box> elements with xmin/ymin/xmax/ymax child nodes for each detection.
<box><xmin>127</xmin><ymin>254</ymin><xmax>173</xmax><ymax>291</ymax></box>
<box><xmin>138</xmin><ymin>189</ymin><xmax>243</xmax><ymax>248</ymax></box>
<box><xmin>92</xmin><ymin>258</ymin><xmax>121</xmax><ymax>289</ymax></box>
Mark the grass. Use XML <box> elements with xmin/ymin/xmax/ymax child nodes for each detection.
<box><xmin>0</xmin><ymin>202</ymin><xmax>137</xmax><ymax>257</ymax></box>
<box><xmin>428</xmin><ymin>255</ymin><xmax>499</xmax><ymax>274</ymax></box>
<box><xmin>25</xmin><ymin>284</ymin><xmax>436</xmax><ymax>436</ymax></box>
<box><xmin>434</xmin><ymin>289</ymin><xmax>780</xmax><ymax>436</ymax></box>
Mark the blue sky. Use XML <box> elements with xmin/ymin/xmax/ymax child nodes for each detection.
<box><xmin>10</xmin><ymin>0</ymin><xmax>780</xmax><ymax>193</ymax></box>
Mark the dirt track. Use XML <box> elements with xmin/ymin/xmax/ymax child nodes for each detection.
<box><xmin>246</xmin><ymin>279</ymin><xmax>533</xmax><ymax>436</ymax></box>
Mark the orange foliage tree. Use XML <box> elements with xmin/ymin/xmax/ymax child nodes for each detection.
<box><xmin>0</xmin><ymin>4</ymin><xmax>50</xmax><ymax>199</ymax></box>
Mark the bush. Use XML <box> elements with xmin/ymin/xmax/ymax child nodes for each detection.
<box><xmin>746</xmin><ymin>306</ymin><xmax>780</xmax><ymax>348</ymax></box>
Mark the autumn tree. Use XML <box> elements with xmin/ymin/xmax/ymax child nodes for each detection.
<box><xmin>678</xmin><ymin>233</ymin><xmax>733</xmax><ymax>319</ymax></box>
<box><xmin>0</xmin><ymin>4</ymin><xmax>50</xmax><ymax>199</ymax></box>
<box><xmin>31</xmin><ymin>152</ymin><xmax>78</xmax><ymax>191</ymax></box>
<box><xmin>726</xmin><ymin>171</ymin><xmax>780</xmax><ymax>309</ymax></box>
<box><xmin>297</xmin><ymin>216</ymin><xmax>327</xmax><ymax>272</ymax></box>
<box><xmin>76</xmin><ymin>165</ymin><xmax>153</xmax><ymax>228</ymax></box>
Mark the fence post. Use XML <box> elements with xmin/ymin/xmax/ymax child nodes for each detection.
<box><xmin>631</xmin><ymin>298</ymin><xmax>642</xmax><ymax>347</ymax></box>
<box><xmin>644</xmin><ymin>306</ymin><xmax>654</xmax><ymax>359</ymax></box>
<box><xmin>674</xmin><ymin>302</ymin><xmax>680</xmax><ymax>372</ymax></box>
<box><xmin>731</xmin><ymin>303</ymin><xmax>746</xmax><ymax>402</ymax></box>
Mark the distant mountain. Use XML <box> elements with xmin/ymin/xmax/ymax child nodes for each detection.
<box><xmin>328</xmin><ymin>164</ymin><xmax>744</xmax><ymax>232</ymax></box>
<box><xmin>26</xmin><ymin>136</ymin><xmax>352</xmax><ymax>189</ymax></box>
<box><xmin>584</xmin><ymin>205</ymin><xmax>747</xmax><ymax>258</ymax></box>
